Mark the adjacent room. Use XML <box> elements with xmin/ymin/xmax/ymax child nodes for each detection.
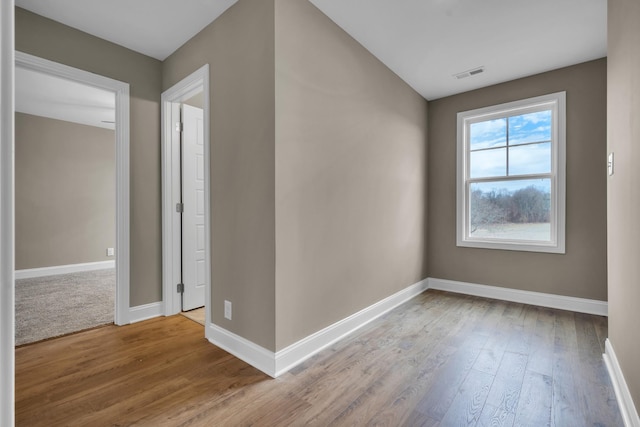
<box><xmin>14</xmin><ymin>66</ymin><xmax>116</xmax><ymax>345</ymax></box>
<box><xmin>1</xmin><ymin>0</ymin><xmax>639</xmax><ymax>426</ymax></box>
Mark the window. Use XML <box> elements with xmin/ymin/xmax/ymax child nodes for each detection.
<box><xmin>457</xmin><ymin>92</ymin><xmax>566</xmax><ymax>253</ymax></box>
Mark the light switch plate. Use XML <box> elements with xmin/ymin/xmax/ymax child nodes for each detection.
<box><xmin>608</xmin><ymin>152</ymin><xmax>614</xmax><ymax>176</ymax></box>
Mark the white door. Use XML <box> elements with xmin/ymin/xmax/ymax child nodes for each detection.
<box><xmin>182</xmin><ymin>104</ymin><xmax>205</xmax><ymax>311</ymax></box>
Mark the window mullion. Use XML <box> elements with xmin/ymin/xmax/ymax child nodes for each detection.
<box><xmin>506</xmin><ymin>117</ymin><xmax>510</xmax><ymax>176</ymax></box>
<box><xmin>468</xmin><ymin>173</ymin><xmax>553</xmax><ymax>185</ymax></box>
<box><xmin>470</xmin><ymin>139</ymin><xmax>552</xmax><ymax>153</ymax></box>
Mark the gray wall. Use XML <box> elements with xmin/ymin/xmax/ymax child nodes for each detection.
<box><xmin>607</xmin><ymin>0</ymin><xmax>640</xmax><ymax>411</ymax></box>
<box><xmin>428</xmin><ymin>59</ymin><xmax>608</xmax><ymax>301</ymax></box>
<box><xmin>274</xmin><ymin>0</ymin><xmax>428</xmax><ymax>350</ymax></box>
<box><xmin>163</xmin><ymin>0</ymin><xmax>276</xmax><ymax>350</ymax></box>
<box><xmin>15</xmin><ymin>113</ymin><xmax>115</xmax><ymax>270</ymax></box>
<box><xmin>16</xmin><ymin>7</ymin><xmax>163</xmax><ymax>306</ymax></box>
<box><xmin>163</xmin><ymin>0</ymin><xmax>428</xmax><ymax>351</ymax></box>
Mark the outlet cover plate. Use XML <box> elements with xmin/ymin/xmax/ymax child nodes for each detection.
<box><xmin>224</xmin><ymin>300</ymin><xmax>232</xmax><ymax>320</ymax></box>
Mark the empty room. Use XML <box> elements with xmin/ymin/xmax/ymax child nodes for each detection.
<box><xmin>0</xmin><ymin>0</ymin><xmax>639</xmax><ymax>426</ymax></box>
<box><xmin>14</xmin><ymin>67</ymin><xmax>117</xmax><ymax>346</ymax></box>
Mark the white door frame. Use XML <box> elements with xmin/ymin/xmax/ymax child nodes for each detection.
<box><xmin>0</xmin><ymin>2</ymin><xmax>15</xmax><ymax>424</ymax></box>
<box><xmin>15</xmin><ymin>52</ymin><xmax>131</xmax><ymax>326</ymax></box>
<box><xmin>161</xmin><ymin>65</ymin><xmax>210</xmax><ymax>325</ymax></box>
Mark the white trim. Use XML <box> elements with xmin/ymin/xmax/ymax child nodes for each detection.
<box><xmin>161</xmin><ymin>64</ymin><xmax>210</xmax><ymax>321</ymax></box>
<box><xmin>0</xmin><ymin>2</ymin><xmax>15</xmax><ymax>425</ymax></box>
<box><xmin>604</xmin><ymin>339</ymin><xmax>640</xmax><ymax>427</ymax></box>
<box><xmin>15</xmin><ymin>261</ymin><xmax>115</xmax><ymax>280</ymax></box>
<box><xmin>456</xmin><ymin>91</ymin><xmax>566</xmax><ymax>254</ymax></box>
<box><xmin>427</xmin><ymin>277</ymin><xmax>607</xmax><ymax>316</ymax></box>
<box><xmin>15</xmin><ymin>52</ymin><xmax>131</xmax><ymax>326</ymax></box>
<box><xmin>207</xmin><ymin>279</ymin><xmax>429</xmax><ymax>378</ymax></box>
<box><xmin>208</xmin><ymin>324</ymin><xmax>276</xmax><ymax>376</ymax></box>
<box><xmin>274</xmin><ymin>278</ymin><xmax>429</xmax><ymax>376</ymax></box>
<box><xmin>129</xmin><ymin>302</ymin><xmax>164</xmax><ymax>324</ymax></box>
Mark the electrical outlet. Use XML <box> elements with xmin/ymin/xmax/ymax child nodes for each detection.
<box><xmin>224</xmin><ymin>300</ymin><xmax>232</xmax><ymax>320</ymax></box>
<box><xmin>107</xmin><ymin>247</ymin><xmax>115</xmax><ymax>256</ymax></box>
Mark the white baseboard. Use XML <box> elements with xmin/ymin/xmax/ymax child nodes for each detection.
<box><xmin>274</xmin><ymin>278</ymin><xmax>429</xmax><ymax>376</ymax></box>
<box><xmin>427</xmin><ymin>277</ymin><xmax>608</xmax><ymax>316</ymax></box>
<box><xmin>206</xmin><ymin>277</ymin><xmax>609</xmax><ymax>378</ymax></box>
<box><xmin>207</xmin><ymin>278</ymin><xmax>429</xmax><ymax>378</ymax></box>
<box><xmin>207</xmin><ymin>324</ymin><xmax>276</xmax><ymax>376</ymax></box>
<box><xmin>15</xmin><ymin>260</ymin><xmax>115</xmax><ymax>280</ymax></box>
<box><xmin>604</xmin><ymin>339</ymin><xmax>640</xmax><ymax>427</ymax></box>
<box><xmin>129</xmin><ymin>302</ymin><xmax>163</xmax><ymax>324</ymax></box>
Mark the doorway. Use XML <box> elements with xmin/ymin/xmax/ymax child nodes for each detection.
<box><xmin>14</xmin><ymin>52</ymin><xmax>131</xmax><ymax>327</ymax></box>
<box><xmin>14</xmin><ymin>66</ymin><xmax>117</xmax><ymax>344</ymax></box>
<box><xmin>161</xmin><ymin>65</ymin><xmax>211</xmax><ymax>328</ymax></box>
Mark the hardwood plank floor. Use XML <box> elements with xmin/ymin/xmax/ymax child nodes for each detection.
<box><xmin>15</xmin><ymin>290</ymin><xmax>624</xmax><ymax>426</ymax></box>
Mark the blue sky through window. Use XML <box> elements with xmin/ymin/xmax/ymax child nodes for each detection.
<box><xmin>508</xmin><ymin>111</ymin><xmax>552</xmax><ymax>145</ymax></box>
<box><xmin>469</xmin><ymin>109</ymin><xmax>552</xmax><ymax>179</ymax></box>
<box><xmin>470</xmin><ymin>118</ymin><xmax>506</xmax><ymax>149</ymax></box>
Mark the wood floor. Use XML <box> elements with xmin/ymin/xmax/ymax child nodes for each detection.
<box><xmin>181</xmin><ymin>307</ymin><xmax>205</xmax><ymax>326</ymax></box>
<box><xmin>15</xmin><ymin>290</ymin><xmax>623</xmax><ymax>426</ymax></box>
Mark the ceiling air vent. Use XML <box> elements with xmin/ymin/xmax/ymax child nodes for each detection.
<box><xmin>453</xmin><ymin>66</ymin><xmax>485</xmax><ymax>80</ymax></box>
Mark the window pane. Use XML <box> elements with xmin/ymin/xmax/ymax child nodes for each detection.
<box><xmin>469</xmin><ymin>179</ymin><xmax>551</xmax><ymax>242</ymax></box>
<box><xmin>508</xmin><ymin>110</ymin><xmax>552</xmax><ymax>145</ymax></box>
<box><xmin>509</xmin><ymin>142</ymin><xmax>551</xmax><ymax>175</ymax></box>
<box><xmin>470</xmin><ymin>147</ymin><xmax>506</xmax><ymax>178</ymax></box>
<box><xmin>470</xmin><ymin>118</ymin><xmax>507</xmax><ymax>149</ymax></box>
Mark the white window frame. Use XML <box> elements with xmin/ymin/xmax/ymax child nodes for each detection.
<box><xmin>456</xmin><ymin>91</ymin><xmax>566</xmax><ymax>253</ymax></box>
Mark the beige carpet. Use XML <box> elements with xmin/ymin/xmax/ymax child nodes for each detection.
<box><xmin>15</xmin><ymin>269</ymin><xmax>115</xmax><ymax>346</ymax></box>
<box><xmin>181</xmin><ymin>307</ymin><xmax>205</xmax><ymax>325</ymax></box>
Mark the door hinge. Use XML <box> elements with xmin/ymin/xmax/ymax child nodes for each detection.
<box><xmin>175</xmin><ymin>121</ymin><xmax>183</xmax><ymax>132</ymax></box>
<box><xmin>176</xmin><ymin>203</ymin><xmax>184</xmax><ymax>213</ymax></box>
<box><xmin>177</xmin><ymin>283</ymin><xmax>184</xmax><ymax>293</ymax></box>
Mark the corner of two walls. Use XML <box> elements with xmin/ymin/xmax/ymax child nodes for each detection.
<box><xmin>162</xmin><ymin>0</ymin><xmax>277</xmax><ymax>351</ymax></box>
<box><xmin>164</xmin><ymin>0</ymin><xmax>429</xmax><ymax>352</ymax></box>
<box><xmin>273</xmin><ymin>6</ymin><xmax>609</xmax><ymax>355</ymax></box>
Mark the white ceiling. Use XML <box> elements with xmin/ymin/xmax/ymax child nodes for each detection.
<box><xmin>15</xmin><ymin>0</ymin><xmax>238</xmax><ymax>61</ymax></box>
<box><xmin>16</xmin><ymin>67</ymin><xmax>115</xmax><ymax>130</ymax></box>
<box><xmin>15</xmin><ymin>0</ymin><xmax>607</xmax><ymax>100</ymax></box>
<box><xmin>309</xmin><ymin>0</ymin><xmax>607</xmax><ymax>100</ymax></box>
